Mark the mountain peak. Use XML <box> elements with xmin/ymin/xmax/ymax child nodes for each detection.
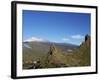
<box><xmin>80</xmin><ymin>35</ymin><xmax>90</xmax><ymax>47</ymax></box>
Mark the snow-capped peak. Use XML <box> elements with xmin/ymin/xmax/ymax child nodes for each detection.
<box><xmin>24</xmin><ymin>37</ymin><xmax>48</xmax><ymax>42</ymax></box>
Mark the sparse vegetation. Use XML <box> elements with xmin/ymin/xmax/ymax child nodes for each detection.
<box><xmin>23</xmin><ymin>35</ymin><xmax>91</xmax><ymax>69</ymax></box>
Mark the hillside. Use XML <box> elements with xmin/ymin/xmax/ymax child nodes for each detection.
<box><xmin>44</xmin><ymin>35</ymin><xmax>91</xmax><ymax>68</ymax></box>
<box><xmin>23</xmin><ymin>41</ymin><xmax>77</xmax><ymax>69</ymax></box>
<box><xmin>23</xmin><ymin>35</ymin><xmax>91</xmax><ymax>69</ymax></box>
<box><xmin>71</xmin><ymin>35</ymin><xmax>91</xmax><ymax>66</ymax></box>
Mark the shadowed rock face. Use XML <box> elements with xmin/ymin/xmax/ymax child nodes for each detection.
<box><xmin>85</xmin><ymin>35</ymin><xmax>90</xmax><ymax>42</ymax></box>
<box><xmin>85</xmin><ymin>35</ymin><xmax>90</xmax><ymax>46</ymax></box>
<box><xmin>48</xmin><ymin>44</ymin><xmax>56</xmax><ymax>55</ymax></box>
<box><xmin>80</xmin><ymin>35</ymin><xmax>90</xmax><ymax>47</ymax></box>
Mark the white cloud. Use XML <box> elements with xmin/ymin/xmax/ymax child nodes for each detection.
<box><xmin>62</xmin><ymin>38</ymin><xmax>69</xmax><ymax>41</ymax></box>
<box><xmin>71</xmin><ymin>35</ymin><xmax>84</xmax><ymax>39</ymax></box>
<box><xmin>24</xmin><ymin>37</ymin><xmax>48</xmax><ymax>42</ymax></box>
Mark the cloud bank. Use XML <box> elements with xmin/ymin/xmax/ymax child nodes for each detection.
<box><xmin>71</xmin><ymin>35</ymin><xmax>84</xmax><ymax>39</ymax></box>
<box><xmin>62</xmin><ymin>38</ymin><xmax>69</xmax><ymax>41</ymax></box>
<box><xmin>24</xmin><ymin>37</ymin><xmax>48</xmax><ymax>42</ymax></box>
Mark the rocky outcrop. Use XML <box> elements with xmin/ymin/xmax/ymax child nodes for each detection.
<box><xmin>80</xmin><ymin>34</ymin><xmax>90</xmax><ymax>47</ymax></box>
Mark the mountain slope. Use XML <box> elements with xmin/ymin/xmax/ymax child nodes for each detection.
<box><xmin>71</xmin><ymin>35</ymin><xmax>91</xmax><ymax>66</ymax></box>
<box><xmin>23</xmin><ymin>41</ymin><xmax>78</xmax><ymax>69</ymax></box>
<box><xmin>23</xmin><ymin>35</ymin><xmax>90</xmax><ymax>69</ymax></box>
<box><xmin>44</xmin><ymin>35</ymin><xmax>91</xmax><ymax>68</ymax></box>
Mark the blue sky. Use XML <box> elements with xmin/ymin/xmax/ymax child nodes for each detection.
<box><xmin>22</xmin><ymin>10</ymin><xmax>90</xmax><ymax>45</ymax></box>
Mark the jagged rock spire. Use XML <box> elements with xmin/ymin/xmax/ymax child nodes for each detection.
<box><xmin>49</xmin><ymin>44</ymin><xmax>56</xmax><ymax>55</ymax></box>
<box><xmin>85</xmin><ymin>34</ymin><xmax>90</xmax><ymax>42</ymax></box>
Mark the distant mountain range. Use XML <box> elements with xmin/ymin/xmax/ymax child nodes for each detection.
<box><xmin>23</xmin><ymin>36</ymin><xmax>78</xmax><ymax>56</ymax></box>
<box><xmin>23</xmin><ymin>39</ymin><xmax>78</xmax><ymax>54</ymax></box>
